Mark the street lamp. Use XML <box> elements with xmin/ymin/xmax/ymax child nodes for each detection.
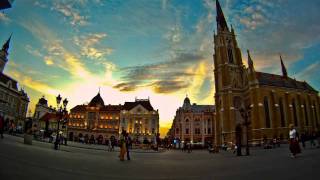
<box><xmin>239</xmin><ymin>105</ymin><xmax>252</xmax><ymax>156</ymax></box>
<box><xmin>54</xmin><ymin>94</ymin><xmax>68</xmax><ymax>150</ymax></box>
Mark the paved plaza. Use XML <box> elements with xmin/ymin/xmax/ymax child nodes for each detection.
<box><xmin>0</xmin><ymin>135</ymin><xmax>319</xmax><ymax>180</ymax></box>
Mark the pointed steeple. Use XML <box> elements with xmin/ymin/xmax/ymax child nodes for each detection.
<box><xmin>280</xmin><ymin>54</ymin><xmax>288</xmax><ymax>78</ymax></box>
<box><xmin>2</xmin><ymin>34</ymin><xmax>12</xmax><ymax>52</ymax></box>
<box><xmin>247</xmin><ymin>50</ymin><xmax>254</xmax><ymax>70</ymax></box>
<box><xmin>216</xmin><ymin>0</ymin><xmax>229</xmax><ymax>32</ymax></box>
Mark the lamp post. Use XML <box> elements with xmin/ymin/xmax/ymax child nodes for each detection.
<box><xmin>239</xmin><ymin>105</ymin><xmax>251</xmax><ymax>156</ymax></box>
<box><xmin>54</xmin><ymin>94</ymin><xmax>68</xmax><ymax>150</ymax></box>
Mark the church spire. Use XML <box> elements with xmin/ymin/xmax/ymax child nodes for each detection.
<box><xmin>2</xmin><ymin>34</ymin><xmax>12</xmax><ymax>52</ymax></box>
<box><xmin>280</xmin><ymin>54</ymin><xmax>288</xmax><ymax>78</ymax></box>
<box><xmin>216</xmin><ymin>0</ymin><xmax>229</xmax><ymax>32</ymax></box>
<box><xmin>247</xmin><ymin>50</ymin><xmax>254</xmax><ymax>70</ymax></box>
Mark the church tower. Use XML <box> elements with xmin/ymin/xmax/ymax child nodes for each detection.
<box><xmin>0</xmin><ymin>35</ymin><xmax>11</xmax><ymax>73</ymax></box>
<box><xmin>213</xmin><ymin>0</ymin><xmax>248</xmax><ymax>145</ymax></box>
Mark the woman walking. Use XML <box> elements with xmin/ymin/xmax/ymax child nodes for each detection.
<box><xmin>289</xmin><ymin>124</ymin><xmax>301</xmax><ymax>158</ymax></box>
<box><xmin>119</xmin><ymin>131</ymin><xmax>127</xmax><ymax>161</ymax></box>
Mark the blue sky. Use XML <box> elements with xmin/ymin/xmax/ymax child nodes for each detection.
<box><xmin>1</xmin><ymin>0</ymin><xmax>320</xmax><ymax>134</ymax></box>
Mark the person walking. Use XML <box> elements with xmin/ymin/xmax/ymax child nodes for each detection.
<box><xmin>119</xmin><ymin>131</ymin><xmax>127</xmax><ymax>161</ymax></box>
<box><xmin>310</xmin><ymin>131</ymin><xmax>316</xmax><ymax>148</ymax></box>
<box><xmin>301</xmin><ymin>132</ymin><xmax>306</xmax><ymax>149</ymax></box>
<box><xmin>125</xmin><ymin>132</ymin><xmax>131</xmax><ymax>160</ymax></box>
<box><xmin>0</xmin><ymin>115</ymin><xmax>4</xmax><ymax>139</ymax></box>
<box><xmin>289</xmin><ymin>124</ymin><xmax>301</xmax><ymax>158</ymax></box>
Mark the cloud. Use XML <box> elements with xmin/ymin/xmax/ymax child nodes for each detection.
<box><xmin>10</xmin><ymin>70</ymin><xmax>59</xmax><ymax>95</ymax></box>
<box><xmin>296</xmin><ymin>61</ymin><xmax>320</xmax><ymax>81</ymax></box>
<box><xmin>52</xmin><ymin>1</ymin><xmax>88</xmax><ymax>26</ymax></box>
<box><xmin>44</xmin><ymin>57</ymin><xmax>54</xmax><ymax>66</ymax></box>
<box><xmin>73</xmin><ymin>33</ymin><xmax>113</xmax><ymax>60</ymax></box>
<box><xmin>25</xmin><ymin>45</ymin><xmax>43</xmax><ymax>57</ymax></box>
<box><xmin>114</xmin><ymin>52</ymin><xmax>205</xmax><ymax>93</ymax></box>
<box><xmin>151</xmin><ymin>80</ymin><xmax>189</xmax><ymax>94</ymax></box>
<box><xmin>0</xmin><ymin>12</ymin><xmax>10</xmax><ymax>23</ymax></box>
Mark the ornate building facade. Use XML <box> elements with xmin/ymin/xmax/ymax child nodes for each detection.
<box><xmin>119</xmin><ymin>98</ymin><xmax>159</xmax><ymax>142</ymax></box>
<box><xmin>0</xmin><ymin>36</ymin><xmax>29</xmax><ymax>128</ymax></box>
<box><xmin>170</xmin><ymin>96</ymin><xmax>215</xmax><ymax>146</ymax></box>
<box><xmin>33</xmin><ymin>96</ymin><xmax>55</xmax><ymax>128</ymax></box>
<box><xmin>213</xmin><ymin>0</ymin><xmax>320</xmax><ymax>146</ymax></box>
<box><xmin>67</xmin><ymin>92</ymin><xmax>122</xmax><ymax>143</ymax></box>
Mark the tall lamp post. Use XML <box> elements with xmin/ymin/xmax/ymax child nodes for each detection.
<box><xmin>54</xmin><ymin>94</ymin><xmax>68</xmax><ymax>150</ymax></box>
<box><xmin>239</xmin><ymin>105</ymin><xmax>251</xmax><ymax>156</ymax></box>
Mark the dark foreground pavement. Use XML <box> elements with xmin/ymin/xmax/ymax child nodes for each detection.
<box><xmin>0</xmin><ymin>135</ymin><xmax>319</xmax><ymax>180</ymax></box>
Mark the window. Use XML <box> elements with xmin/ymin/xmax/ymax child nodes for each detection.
<box><xmin>292</xmin><ymin>100</ymin><xmax>298</xmax><ymax>126</ymax></box>
<box><xmin>208</xmin><ymin>128</ymin><xmax>211</xmax><ymax>134</ymax></box>
<box><xmin>304</xmin><ymin>103</ymin><xmax>309</xmax><ymax>126</ymax></box>
<box><xmin>185</xmin><ymin>128</ymin><xmax>189</xmax><ymax>134</ymax></box>
<box><xmin>279</xmin><ymin>98</ymin><xmax>285</xmax><ymax>127</ymax></box>
<box><xmin>176</xmin><ymin>128</ymin><xmax>179</xmax><ymax>134</ymax></box>
<box><xmin>264</xmin><ymin>97</ymin><xmax>271</xmax><ymax>128</ymax></box>
<box><xmin>195</xmin><ymin>128</ymin><xmax>201</xmax><ymax>134</ymax></box>
<box><xmin>185</xmin><ymin>119</ymin><xmax>189</xmax><ymax>123</ymax></box>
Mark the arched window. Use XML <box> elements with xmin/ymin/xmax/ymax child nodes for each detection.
<box><xmin>264</xmin><ymin>97</ymin><xmax>271</xmax><ymax>128</ymax></box>
<box><xmin>304</xmin><ymin>103</ymin><xmax>309</xmax><ymax>126</ymax></box>
<box><xmin>279</xmin><ymin>98</ymin><xmax>285</xmax><ymax>127</ymax></box>
<box><xmin>227</xmin><ymin>39</ymin><xmax>234</xmax><ymax>63</ymax></box>
<box><xmin>228</xmin><ymin>47</ymin><xmax>233</xmax><ymax>63</ymax></box>
<box><xmin>292</xmin><ymin>100</ymin><xmax>298</xmax><ymax>126</ymax></box>
<box><xmin>185</xmin><ymin>119</ymin><xmax>189</xmax><ymax>123</ymax></box>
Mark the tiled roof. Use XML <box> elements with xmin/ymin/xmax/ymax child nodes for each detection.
<box><xmin>100</xmin><ymin>105</ymin><xmax>122</xmax><ymax>111</ymax></box>
<box><xmin>123</xmin><ymin>100</ymin><xmax>154</xmax><ymax>111</ymax></box>
<box><xmin>0</xmin><ymin>72</ymin><xmax>18</xmax><ymax>90</ymax></box>
<box><xmin>256</xmin><ymin>72</ymin><xmax>318</xmax><ymax>93</ymax></box>
<box><xmin>70</xmin><ymin>105</ymin><xmax>87</xmax><ymax>112</ymax></box>
<box><xmin>190</xmin><ymin>105</ymin><xmax>215</xmax><ymax>112</ymax></box>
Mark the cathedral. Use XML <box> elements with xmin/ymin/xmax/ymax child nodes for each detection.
<box><xmin>213</xmin><ymin>0</ymin><xmax>320</xmax><ymax>146</ymax></box>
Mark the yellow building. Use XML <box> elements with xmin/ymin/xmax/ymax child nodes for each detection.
<box><xmin>213</xmin><ymin>0</ymin><xmax>320</xmax><ymax>146</ymax></box>
<box><xmin>68</xmin><ymin>92</ymin><xmax>122</xmax><ymax>144</ymax></box>
<box><xmin>119</xmin><ymin>98</ymin><xmax>159</xmax><ymax>142</ymax></box>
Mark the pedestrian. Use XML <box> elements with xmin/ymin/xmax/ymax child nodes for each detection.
<box><xmin>125</xmin><ymin>132</ymin><xmax>131</xmax><ymax>160</ymax></box>
<box><xmin>317</xmin><ymin>131</ymin><xmax>320</xmax><ymax>148</ymax></box>
<box><xmin>301</xmin><ymin>132</ymin><xmax>306</xmax><ymax>149</ymax></box>
<box><xmin>289</xmin><ymin>124</ymin><xmax>301</xmax><ymax>158</ymax></box>
<box><xmin>310</xmin><ymin>131</ymin><xmax>316</xmax><ymax>148</ymax></box>
<box><xmin>0</xmin><ymin>115</ymin><xmax>4</xmax><ymax>139</ymax></box>
<box><xmin>119</xmin><ymin>131</ymin><xmax>127</xmax><ymax>161</ymax></box>
<box><xmin>107</xmin><ymin>139</ymin><xmax>111</xmax><ymax>152</ymax></box>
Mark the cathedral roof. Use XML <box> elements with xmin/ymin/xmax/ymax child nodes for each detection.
<box><xmin>256</xmin><ymin>72</ymin><xmax>318</xmax><ymax>93</ymax></box>
<box><xmin>0</xmin><ymin>72</ymin><xmax>18</xmax><ymax>90</ymax></box>
<box><xmin>88</xmin><ymin>93</ymin><xmax>105</xmax><ymax>107</ymax></box>
<box><xmin>123</xmin><ymin>100</ymin><xmax>154</xmax><ymax>111</ymax></box>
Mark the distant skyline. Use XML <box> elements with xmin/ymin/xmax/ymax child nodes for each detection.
<box><xmin>1</xmin><ymin>0</ymin><xmax>320</xmax><ymax>135</ymax></box>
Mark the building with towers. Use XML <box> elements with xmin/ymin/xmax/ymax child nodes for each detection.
<box><xmin>213</xmin><ymin>0</ymin><xmax>320</xmax><ymax>146</ymax></box>
<box><xmin>0</xmin><ymin>35</ymin><xmax>29</xmax><ymax>128</ymax></box>
<box><xmin>67</xmin><ymin>92</ymin><xmax>122</xmax><ymax>144</ymax></box>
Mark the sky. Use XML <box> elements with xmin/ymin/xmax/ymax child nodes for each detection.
<box><xmin>1</xmin><ymin>0</ymin><xmax>320</xmax><ymax>136</ymax></box>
